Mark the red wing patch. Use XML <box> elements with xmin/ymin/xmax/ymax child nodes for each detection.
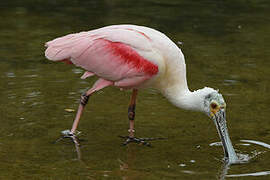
<box><xmin>104</xmin><ymin>39</ymin><xmax>158</xmax><ymax>76</ymax></box>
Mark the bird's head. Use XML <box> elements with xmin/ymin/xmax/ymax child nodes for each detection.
<box><xmin>165</xmin><ymin>86</ymin><xmax>238</xmax><ymax>163</ymax></box>
<box><xmin>203</xmin><ymin>90</ymin><xmax>226</xmax><ymax>118</ymax></box>
<box><xmin>201</xmin><ymin>88</ymin><xmax>238</xmax><ymax>163</ymax></box>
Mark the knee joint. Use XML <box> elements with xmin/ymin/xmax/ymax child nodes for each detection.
<box><xmin>80</xmin><ymin>93</ymin><xmax>90</xmax><ymax>106</ymax></box>
<box><xmin>128</xmin><ymin>104</ymin><xmax>136</xmax><ymax>120</ymax></box>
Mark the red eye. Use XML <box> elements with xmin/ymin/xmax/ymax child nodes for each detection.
<box><xmin>211</xmin><ymin>103</ymin><xmax>218</xmax><ymax>109</ymax></box>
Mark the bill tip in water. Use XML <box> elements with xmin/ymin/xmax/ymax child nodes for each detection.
<box><xmin>208</xmin><ymin>98</ymin><xmax>238</xmax><ymax>164</ymax></box>
<box><xmin>225</xmin><ymin>152</ymin><xmax>251</xmax><ymax>165</ymax></box>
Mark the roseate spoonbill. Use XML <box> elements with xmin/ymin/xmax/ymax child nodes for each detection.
<box><xmin>45</xmin><ymin>24</ymin><xmax>238</xmax><ymax>163</ymax></box>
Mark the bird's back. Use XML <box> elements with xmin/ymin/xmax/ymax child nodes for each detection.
<box><xmin>45</xmin><ymin>25</ymin><xmax>187</xmax><ymax>90</ymax></box>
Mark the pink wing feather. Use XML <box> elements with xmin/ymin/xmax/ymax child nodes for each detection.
<box><xmin>45</xmin><ymin>26</ymin><xmax>159</xmax><ymax>88</ymax></box>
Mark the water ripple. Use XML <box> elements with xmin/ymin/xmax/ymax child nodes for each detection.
<box><xmin>240</xmin><ymin>140</ymin><xmax>270</xmax><ymax>149</ymax></box>
<box><xmin>26</xmin><ymin>91</ymin><xmax>41</xmax><ymax>98</ymax></box>
<box><xmin>223</xmin><ymin>79</ymin><xmax>238</xmax><ymax>86</ymax></box>
<box><xmin>6</xmin><ymin>72</ymin><xmax>15</xmax><ymax>78</ymax></box>
<box><xmin>72</xmin><ymin>68</ymin><xmax>83</xmax><ymax>74</ymax></box>
<box><xmin>226</xmin><ymin>171</ymin><xmax>270</xmax><ymax>177</ymax></box>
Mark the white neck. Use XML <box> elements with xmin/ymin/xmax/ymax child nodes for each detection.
<box><xmin>162</xmin><ymin>86</ymin><xmax>203</xmax><ymax>111</ymax></box>
<box><xmin>155</xmin><ymin>59</ymin><xmax>205</xmax><ymax>112</ymax></box>
<box><xmin>153</xmin><ymin>47</ymin><xmax>215</xmax><ymax>112</ymax></box>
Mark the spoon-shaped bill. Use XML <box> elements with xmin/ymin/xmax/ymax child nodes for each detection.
<box><xmin>213</xmin><ymin>109</ymin><xmax>238</xmax><ymax>164</ymax></box>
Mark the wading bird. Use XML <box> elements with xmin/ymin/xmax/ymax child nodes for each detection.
<box><xmin>45</xmin><ymin>24</ymin><xmax>238</xmax><ymax>163</ymax></box>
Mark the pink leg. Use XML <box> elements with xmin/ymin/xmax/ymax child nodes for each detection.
<box><xmin>121</xmin><ymin>89</ymin><xmax>165</xmax><ymax>146</ymax></box>
<box><xmin>127</xmin><ymin>89</ymin><xmax>138</xmax><ymax>138</ymax></box>
<box><xmin>70</xmin><ymin>89</ymin><xmax>93</xmax><ymax>134</ymax></box>
<box><xmin>70</xmin><ymin>78</ymin><xmax>113</xmax><ymax>134</ymax></box>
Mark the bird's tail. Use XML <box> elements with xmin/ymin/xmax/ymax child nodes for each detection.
<box><xmin>44</xmin><ymin>31</ymin><xmax>94</xmax><ymax>63</ymax></box>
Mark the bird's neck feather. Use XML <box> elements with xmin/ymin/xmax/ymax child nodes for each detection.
<box><xmin>155</xmin><ymin>53</ymin><xmax>207</xmax><ymax>112</ymax></box>
<box><xmin>157</xmin><ymin>63</ymin><xmax>205</xmax><ymax>112</ymax></box>
<box><xmin>163</xmin><ymin>86</ymin><xmax>206</xmax><ymax>112</ymax></box>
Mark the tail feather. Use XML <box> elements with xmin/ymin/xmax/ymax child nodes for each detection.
<box><xmin>45</xmin><ymin>32</ymin><xmax>94</xmax><ymax>61</ymax></box>
<box><xmin>46</xmin><ymin>32</ymin><xmax>91</xmax><ymax>47</ymax></box>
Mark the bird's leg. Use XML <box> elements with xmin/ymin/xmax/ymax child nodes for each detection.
<box><xmin>71</xmin><ymin>92</ymin><xmax>91</xmax><ymax>134</ymax></box>
<box><xmin>61</xmin><ymin>88</ymin><xmax>95</xmax><ymax>141</ymax></box>
<box><xmin>119</xmin><ymin>89</ymin><xmax>167</xmax><ymax>146</ymax></box>
<box><xmin>119</xmin><ymin>90</ymin><xmax>151</xmax><ymax>146</ymax></box>
<box><xmin>57</xmin><ymin>78</ymin><xmax>113</xmax><ymax>145</ymax></box>
<box><xmin>127</xmin><ymin>89</ymin><xmax>137</xmax><ymax>138</ymax></box>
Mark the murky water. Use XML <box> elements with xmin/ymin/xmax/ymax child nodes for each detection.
<box><xmin>1</xmin><ymin>0</ymin><xmax>270</xmax><ymax>179</ymax></box>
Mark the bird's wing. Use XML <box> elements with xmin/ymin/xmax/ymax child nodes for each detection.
<box><xmin>45</xmin><ymin>26</ymin><xmax>159</xmax><ymax>86</ymax></box>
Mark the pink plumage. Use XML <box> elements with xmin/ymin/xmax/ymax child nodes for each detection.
<box><xmin>44</xmin><ymin>25</ymin><xmax>236</xmax><ymax>157</ymax></box>
<box><xmin>45</xmin><ymin>25</ymin><xmax>159</xmax><ymax>90</ymax></box>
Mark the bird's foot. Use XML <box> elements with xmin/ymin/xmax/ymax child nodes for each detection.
<box><xmin>61</xmin><ymin>129</ymin><xmax>81</xmax><ymax>137</ymax></box>
<box><xmin>119</xmin><ymin>136</ymin><xmax>166</xmax><ymax>147</ymax></box>
<box><xmin>55</xmin><ymin>130</ymin><xmax>81</xmax><ymax>146</ymax></box>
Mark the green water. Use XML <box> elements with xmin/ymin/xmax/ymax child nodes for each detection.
<box><xmin>1</xmin><ymin>0</ymin><xmax>270</xmax><ymax>179</ymax></box>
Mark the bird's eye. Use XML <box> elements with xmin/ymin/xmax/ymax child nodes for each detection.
<box><xmin>205</xmin><ymin>94</ymin><xmax>211</xmax><ymax>99</ymax></box>
<box><xmin>210</xmin><ymin>103</ymin><xmax>218</xmax><ymax>109</ymax></box>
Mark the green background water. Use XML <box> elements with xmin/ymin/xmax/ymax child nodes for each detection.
<box><xmin>0</xmin><ymin>0</ymin><xmax>270</xmax><ymax>179</ymax></box>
